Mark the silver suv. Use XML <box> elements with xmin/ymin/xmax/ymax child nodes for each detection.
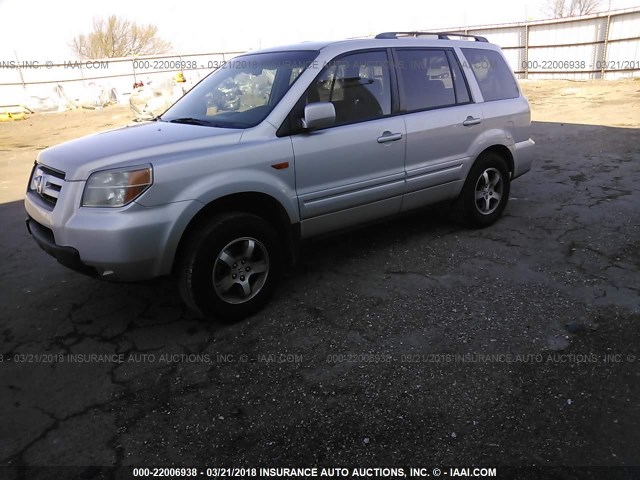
<box><xmin>25</xmin><ymin>32</ymin><xmax>535</xmax><ymax>319</ymax></box>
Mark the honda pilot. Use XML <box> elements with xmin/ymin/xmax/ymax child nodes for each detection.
<box><xmin>25</xmin><ymin>32</ymin><xmax>535</xmax><ymax>319</ymax></box>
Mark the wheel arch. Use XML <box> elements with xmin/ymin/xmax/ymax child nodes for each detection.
<box><xmin>172</xmin><ymin>192</ymin><xmax>300</xmax><ymax>273</ymax></box>
<box><xmin>476</xmin><ymin>144</ymin><xmax>515</xmax><ymax>178</ymax></box>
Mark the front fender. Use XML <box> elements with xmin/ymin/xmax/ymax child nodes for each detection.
<box><xmin>154</xmin><ymin>170</ymin><xmax>299</xmax><ymax>276</ymax></box>
<box><xmin>137</xmin><ymin>133</ymin><xmax>299</xmax><ymax>222</ymax></box>
<box><xmin>182</xmin><ymin>169</ymin><xmax>300</xmax><ymax>224</ymax></box>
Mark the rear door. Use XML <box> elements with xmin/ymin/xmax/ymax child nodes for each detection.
<box><xmin>394</xmin><ymin>48</ymin><xmax>485</xmax><ymax>211</ymax></box>
<box><xmin>290</xmin><ymin>50</ymin><xmax>406</xmax><ymax>237</ymax></box>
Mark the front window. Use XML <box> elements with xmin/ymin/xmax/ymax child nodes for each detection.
<box><xmin>161</xmin><ymin>51</ymin><xmax>318</xmax><ymax>128</ymax></box>
<box><xmin>302</xmin><ymin>50</ymin><xmax>392</xmax><ymax>126</ymax></box>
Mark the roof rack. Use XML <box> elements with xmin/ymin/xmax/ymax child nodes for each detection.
<box><xmin>374</xmin><ymin>31</ymin><xmax>488</xmax><ymax>42</ymax></box>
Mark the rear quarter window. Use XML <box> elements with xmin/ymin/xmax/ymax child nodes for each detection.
<box><xmin>461</xmin><ymin>48</ymin><xmax>519</xmax><ymax>102</ymax></box>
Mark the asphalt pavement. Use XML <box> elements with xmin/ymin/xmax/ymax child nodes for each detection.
<box><xmin>0</xmin><ymin>120</ymin><xmax>639</xmax><ymax>477</ymax></box>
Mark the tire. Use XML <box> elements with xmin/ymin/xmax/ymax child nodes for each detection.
<box><xmin>177</xmin><ymin>212</ymin><xmax>282</xmax><ymax>320</ymax></box>
<box><xmin>454</xmin><ymin>152</ymin><xmax>511</xmax><ymax>228</ymax></box>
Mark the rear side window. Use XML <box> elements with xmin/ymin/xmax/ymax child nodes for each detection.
<box><xmin>395</xmin><ymin>49</ymin><xmax>471</xmax><ymax>112</ymax></box>
<box><xmin>461</xmin><ymin>48</ymin><xmax>519</xmax><ymax>102</ymax></box>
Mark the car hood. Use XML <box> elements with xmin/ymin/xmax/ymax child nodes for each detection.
<box><xmin>37</xmin><ymin>121</ymin><xmax>243</xmax><ymax>181</ymax></box>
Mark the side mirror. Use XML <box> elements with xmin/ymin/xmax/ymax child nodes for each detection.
<box><xmin>301</xmin><ymin>102</ymin><xmax>336</xmax><ymax>131</ymax></box>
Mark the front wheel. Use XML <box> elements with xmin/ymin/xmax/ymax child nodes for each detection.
<box><xmin>177</xmin><ymin>213</ymin><xmax>282</xmax><ymax>320</ymax></box>
<box><xmin>454</xmin><ymin>152</ymin><xmax>511</xmax><ymax>228</ymax></box>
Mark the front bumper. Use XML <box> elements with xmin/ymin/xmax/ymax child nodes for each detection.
<box><xmin>26</xmin><ymin>217</ymin><xmax>98</xmax><ymax>277</ymax></box>
<box><xmin>25</xmin><ymin>189</ymin><xmax>201</xmax><ymax>281</ymax></box>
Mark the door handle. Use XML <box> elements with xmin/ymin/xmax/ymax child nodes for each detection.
<box><xmin>462</xmin><ymin>116</ymin><xmax>482</xmax><ymax>127</ymax></box>
<box><xmin>377</xmin><ymin>131</ymin><xmax>403</xmax><ymax>143</ymax></box>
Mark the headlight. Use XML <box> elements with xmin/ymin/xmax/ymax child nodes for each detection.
<box><xmin>82</xmin><ymin>165</ymin><xmax>153</xmax><ymax>207</ymax></box>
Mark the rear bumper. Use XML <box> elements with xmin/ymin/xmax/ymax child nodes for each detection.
<box><xmin>512</xmin><ymin>138</ymin><xmax>535</xmax><ymax>179</ymax></box>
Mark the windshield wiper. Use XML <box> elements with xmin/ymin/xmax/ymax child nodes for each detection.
<box><xmin>166</xmin><ymin>117</ymin><xmax>215</xmax><ymax>126</ymax></box>
<box><xmin>164</xmin><ymin>117</ymin><xmax>249</xmax><ymax>129</ymax></box>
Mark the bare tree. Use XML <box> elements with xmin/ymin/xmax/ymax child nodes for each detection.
<box><xmin>71</xmin><ymin>16</ymin><xmax>172</xmax><ymax>59</ymax></box>
<box><xmin>545</xmin><ymin>0</ymin><xmax>603</xmax><ymax>18</ymax></box>
<box><xmin>547</xmin><ymin>0</ymin><xmax>569</xmax><ymax>18</ymax></box>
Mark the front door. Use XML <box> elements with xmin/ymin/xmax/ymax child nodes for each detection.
<box><xmin>291</xmin><ymin>50</ymin><xmax>406</xmax><ymax>237</ymax></box>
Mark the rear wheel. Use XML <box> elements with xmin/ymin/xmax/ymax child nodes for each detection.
<box><xmin>177</xmin><ymin>213</ymin><xmax>282</xmax><ymax>319</ymax></box>
<box><xmin>454</xmin><ymin>152</ymin><xmax>510</xmax><ymax>228</ymax></box>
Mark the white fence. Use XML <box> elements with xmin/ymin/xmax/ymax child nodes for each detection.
<box><xmin>459</xmin><ymin>7</ymin><xmax>640</xmax><ymax>79</ymax></box>
<box><xmin>0</xmin><ymin>51</ymin><xmax>243</xmax><ymax>108</ymax></box>
<box><xmin>1</xmin><ymin>7</ymin><xmax>639</xmax><ymax>108</ymax></box>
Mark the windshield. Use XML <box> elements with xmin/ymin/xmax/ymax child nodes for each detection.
<box><xmin>161</xmin><ymin>51</ymin><xmax>318</xmax><ymax>128</ymax></box>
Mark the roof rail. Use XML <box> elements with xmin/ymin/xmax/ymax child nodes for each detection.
<box><xmin>374</xmin><ymin>31</ymin><xmax>489</xmax><ymax>42</ymax></box>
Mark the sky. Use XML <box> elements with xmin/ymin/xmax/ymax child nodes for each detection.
<box><xmin>1</xmin><ymin>0</ymin><xmax>639</xmax><ymax>60</ymax></box>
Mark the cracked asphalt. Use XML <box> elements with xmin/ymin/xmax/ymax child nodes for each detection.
<box><xmin>0</xmin><ymin>80</ymin><xmax>639</xmax><ymax>477</ymax></box>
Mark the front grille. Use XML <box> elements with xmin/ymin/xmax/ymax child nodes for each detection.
<box><xmin>29</xmin><ymin>164</ymin><xmax>66</xmax><ymax>208</ymax></box>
